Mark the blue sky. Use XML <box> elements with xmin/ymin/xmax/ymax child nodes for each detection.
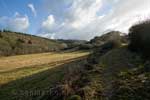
<box><xmin>0</xmin><ymin>0</ymin><xmax>150</xmax><ymax>40</ymax></box>
<box><xmin>0</xmin><ymin>0</ymin><xmax>42</xmax><ymax>34</ymax></box>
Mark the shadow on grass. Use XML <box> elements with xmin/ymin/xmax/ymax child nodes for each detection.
<box><xmin>0</xmin><ymin>56</ymin><xmax>86</xmax><ymax>100</ymax></box>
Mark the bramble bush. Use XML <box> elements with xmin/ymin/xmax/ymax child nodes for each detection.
<box><xmin>129</xmin><ymin>20</ymin><xmax>150</xmax><ymax>57</ymax></box>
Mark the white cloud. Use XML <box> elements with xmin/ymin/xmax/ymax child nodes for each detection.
<box><xmin>38</xmin><ymin>33</ymin><xmax>56</xmax><ymax>39</ymax></box>
<box><xmin>103</xmin><ymin>0</ymin><xmax>150</xmax><ymax>33</ymax></box>
<box><xmin>0</xmin><ymin>12</ymin><xmax>29</xmax><ymax>32</ymax></box>
<box><xmin>39</xmin><ymin>0</ymin><xmax>150</xmax><ymax>40</ymax></box>
<box><xmin>28</xmin><ymin>3</ymin><xmax>37</xmax><ymax>17</ymax></box>
<box><xmin>69</xmin><ymin>0</ymin><xmax>103</xmax><ymax>29</ymax></box>
<box><xmin>41</xmin><ymin>15</ymin><xmax>55</xmax><ymax>32</ymax></box>
<box><xmin>39</xmin><ymin>0</ymin><xmax>104</xmax><ymax>40</ymax></box>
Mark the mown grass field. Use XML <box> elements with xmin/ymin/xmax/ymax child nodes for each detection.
<box><xmin>0</xmin><ymin>51</ymin><xmax>89</xmax><ymax>100</ymax></box>
<box><xmin>0</xmin><ymin>51</ymin><xmax>89</xmax><ymax>72</ymax></box>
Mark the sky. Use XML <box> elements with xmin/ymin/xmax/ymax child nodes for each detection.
<box><xmin>0</xmin><ymin>0</ymin><xmax>150</xmax><ymax>40</ymax></box>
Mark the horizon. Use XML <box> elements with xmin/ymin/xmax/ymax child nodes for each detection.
<box><xmin>0</xmin><ymin>0</ymin><xmax>150</xmax><ymax>40</ymax></box>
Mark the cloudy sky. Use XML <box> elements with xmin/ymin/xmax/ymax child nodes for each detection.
<box><xmin>0</xmin><ymin>0</ymin><xmax>150</xmax><ymax>40</ymax></box>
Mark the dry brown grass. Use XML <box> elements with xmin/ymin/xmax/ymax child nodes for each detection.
<box><xmin>0</xmin><ymin>51</ymin><xmax>89</xmax><ymax>72</ymax></box>
<box><xmin>0</xmin><ymin>51</ymin><xmax>89</xmax><ymax>85</ymax></box>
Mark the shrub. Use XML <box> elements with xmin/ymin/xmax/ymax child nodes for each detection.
<box><xmin>128</xmin><ymin>20</ymin><xmax>150</xmax><ymax>57</ymax></box>
<box><xmin>143</xmin><ymin>61</ymin><xmax>150</xmax><ymax>72</ymax></box>
<box><xmin>111</xmin><ymin>66</ymin><xmax>150</xmax><ymax>100</ymax></box>
<box><xmin>0</xmin><ymin>33</ymin><xmax>3</xmax><ymax>38</ymax></box>
<box><xmin>102</xmin><ymin>40</ymin><xmax>121</xmax><ymax>49</ymax></box>
<box><xmin>79</xmin><ymin>43</ymin><xmax>93</xmax><ymax>50</ymax></box>
<box><xmin>68</xmin><ymin>95</ymin><xmax>81</xmax><ymax>100</ymax></box>
<box><xmin>17</xmin><ymin>38</ymin><xmax>25</xmax><ymax>43</ymax></box>
<box><xmin>77</xmin><ymin>86</ymin><xmax>94</xmax><ymax>100</ymax></box>
<box><xmin>28</xmin><ymin>40</ymin><xmax>32</xmax><ymax>44</ymax></box>
<box><xmin>3</xmin><ymin>29</ymin><xmax>12</xmax><ymax>33</ymax></box>
<box><xmin>41</xmin><ymin>84</ymin><xmax>73</xmax><ymax>100</ymax></box>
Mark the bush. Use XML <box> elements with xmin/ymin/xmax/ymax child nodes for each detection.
<box><xmin>17</xmin><ymin>38</ymin><xmax>25</xmax><ymax>43</ymax></box>
<box><xmin>28</xmin><ymin>40</ymin><xmax>32</xmax><ymax>44</ymax></box>
<box><xmin>77</xmin><ymin>86</ymin><xmax>94</xmax><ymax>100</ymax></box>
<box><xmin>143</xmin><ymin>61</ymin><xmax>150</xmax><ymax>72</ymax></box>
<box><xmin>3</xmin><ymin>29</ymin><xmax>12</xmax><ymax>33</ymax></box>
<box><xmin>41</xmin><ymin>84</ymin><xmax>73</xmax><ymax>100</ymax></box>
<box><xmin>129</xmin><ymin>20</ymin><xmax>150</xmax><ymax>57</ymax></box>
<box><xmin>111</xmin><ymin>66</ymin><xmax>150</xmax><ymax>100</ymax></box>
<box><xmin>102</xmin><ymin>40</ymin><xmax>121</xmax><ymax>49</ymax></box>
<box><xmin>68</xmin><ymin>95</ymin><xmax>81</xmax><ymax>100</ymax></box>
<box><xmin>79</xmin><ymin>43</ymin><xmax>93</xmax><ymax>50</ymax></box>
<box><xmin>0</xmin><ymin>33</ymin><xmax>3</xmax><ymax>38</ymax></box>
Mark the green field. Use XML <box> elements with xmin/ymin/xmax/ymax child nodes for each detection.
<box><xmin>0</xmin><ymin>51</ymin><xmax>89</xmax><ymax>100</ymax></box>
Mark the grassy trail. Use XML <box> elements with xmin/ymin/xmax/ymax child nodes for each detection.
<box><xmin>0</xmin><ymin>51</ymin><xmax>89</xmax><ymax>85</ymax></box>
<box><xmin>0</xmin><ymin>51</ymin><xmax>89</xmax><ymax>72</ymax></box>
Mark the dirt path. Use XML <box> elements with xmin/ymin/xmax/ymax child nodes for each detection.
<box><xmin>101</xmin><ymin>67</ymin><xmax>116</xmax><ymax>100</ymax></box>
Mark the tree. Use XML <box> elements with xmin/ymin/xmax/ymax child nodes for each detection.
<box><xmin>0</xmin><ymin>33</ymin><xmax>2</xmax><ymax>38</ymax></box>
<box><xmin>128</xmin><ymin>20</ymin><xmax>150</xmax><ymax>57</ymax></box>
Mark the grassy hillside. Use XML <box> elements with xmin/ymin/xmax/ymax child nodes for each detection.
<box><xmin>1</xmin><ymin>32</ymin><xmax>150</xmax><ymax>100</ymax></box>
<box><xmin>0</xmin><ymin>51</ymin><xmax>89</xmax><ymax>100</ymax></box>
<box><xmin>1</xmin><ymin>20</ymin><xmax>150</xmax><ymax>100</ymax></box>
<box><xmin>39</xmin><ymin>29</ymin><xmax>150</xmax><ymax>100</ymax></box>
<box><xmin>0</xmin><ymin>31</ymin><xmax>66</xmax><ymax>56</ymax></box>
<box><xmin>90</xmin><ymin>31</ymin><xmax>128</xmax><ymax>47</ymax></box>
<box><xmin>58</xmin><ymin>39</ymin><xmax>87</xmax><ymax>49</ymax></box>
<box><xmin>54</xmin><ymin>45</ymin><xmax>149</xmax><ymax>100</ymax></box>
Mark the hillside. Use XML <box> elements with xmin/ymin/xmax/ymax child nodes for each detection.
<box><xmin>58</xmin><ymin>39</ymin><xmax>87</xmax><ymax>49</ymax></box>
<box><xmin>37</xmin><ymin>29</ymin><xmax>149</xmax><ymax>100</ymax></box>
<box><xmin>0</xmin><ymin>30</ymin><xmax>150</xmax><ymax>100</ymax></box>
<box><xmin>1</xmin><ymin>21</ymin><xmax>150</xmax><ymax>100</ymax></box>
<box><xmin>42</xmin><ymin>46</ymin><xmax>149</xmax><ymax>100</ymax></box>
<box><xmin>0</xmin><ymin>30</ymin><xmax>66</xmax><ymax>56</ymax></box>
<box><xmin>80</xmin><ymin>45</ymin><xmax>150</xmax><ymax>100</ymax></box>
<box><xmin>0</xmin><ymin>1</ymin><xmax>149</xmax><ymax>100</ymax></box>
<box><xmin>89</xmin><ymin>31</ymin><xmax>128</xmax><ymax>47</ymax></box>
<box><xmin>0</xmin><ymin>51</ymin><xmax>89</xmax><ymax>100</ymax></box>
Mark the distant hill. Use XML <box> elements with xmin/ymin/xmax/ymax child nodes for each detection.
<box><xmin>58</xmin><ymin>39</ymin><xmax>87</xmax><ymax>49</ymax></box>
<box><xmin>70</xmin><ymin>31</ymin><xmax>129</xmax><ymax>50</ymax></box>
<box><xmin>89</xmin><ymin>31</ymin><xmax>128</xmax><ymax>47</ymax></box>
<box><xmin>0</xmin><ymin>30</ymin><xmax>66</xmax><ymax>56</ymax></box>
